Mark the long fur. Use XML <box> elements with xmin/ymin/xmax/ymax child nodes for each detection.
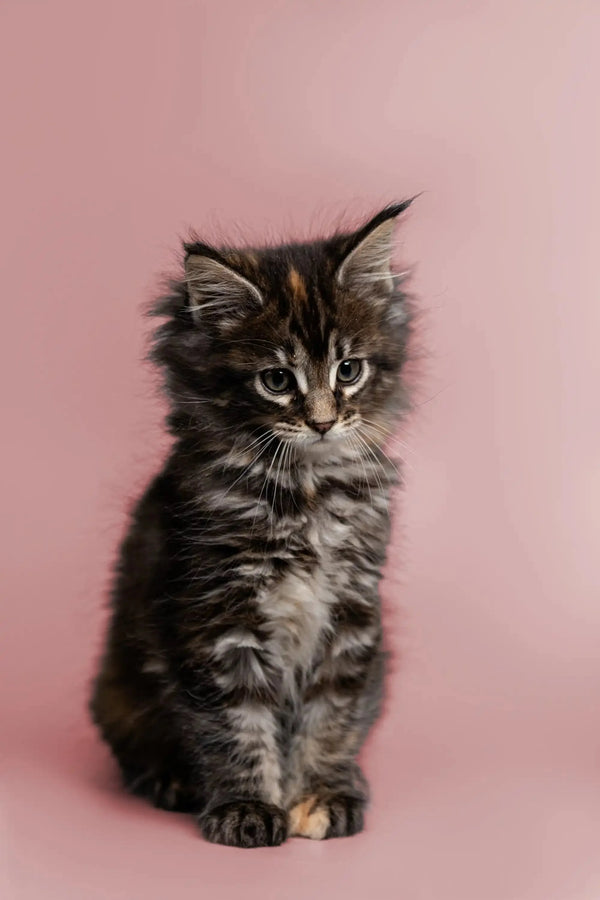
<box><xmin>90</xmin><ymin>202</ymin><xmax>415</xmax><ymax>847</ymax></box>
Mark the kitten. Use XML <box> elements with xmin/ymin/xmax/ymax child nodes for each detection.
<box><xmin>90</xmin><ymin>201</ymin><xmax>415</xmax><ymax>847</ymax></box>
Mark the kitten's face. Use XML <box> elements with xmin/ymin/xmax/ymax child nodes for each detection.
<box><xmin>211</xmin><ymin>268</ymin><xmax>407</xmax><ymax>459</ymax></box>
<box><xmin>153</xmin><ymin>203</ymin><xmax>413</xmax><ymax>459</ymax></box>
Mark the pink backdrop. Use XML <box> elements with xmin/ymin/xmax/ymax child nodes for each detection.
<box><xmin>2</xmin><ymin>1</ymin><xmax>599</xmax><ymax>897</ymax></box>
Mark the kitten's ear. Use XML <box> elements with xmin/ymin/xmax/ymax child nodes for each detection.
<box><xmin>336</xmin><ymin>198</ymin><xmax>417</xmax><ymax>297</ymax></box>
<box><xmin>184</xmin><ymin>249</ymin><xmax>263</xmax><ymax>327</ymax></box>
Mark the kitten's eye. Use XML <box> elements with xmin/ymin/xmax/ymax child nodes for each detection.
<box><xmin>336</xmin><ymin>359</ymin><xmax>362</xmax><ymax>385</ymax></box>
<box><xmin>260</xmin><ymin>368</ymin><xmax>295</xmax><ymax>394</ymax></box>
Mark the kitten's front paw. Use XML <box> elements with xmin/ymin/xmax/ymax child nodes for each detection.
<box><xmin>289</xmin><ymin>794</ymin><xmax>365</xmax><ymax>840</ymax></box>
<box><xmin>325</xmin><ymin>794</ymin><xmax>365</xmax><ymax>838</ymax></box>
<box><xmin>199</xmin><ymin>800</ymin><xmax>288</xmax><ymax>848</ymax></box>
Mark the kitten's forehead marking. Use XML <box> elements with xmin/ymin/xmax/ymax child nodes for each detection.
<box><xmin>288</xmin><ymin>266</ymin><xmax>307</xmax><ymax>301</ymax></box>
<box><xmin>327</xmin><ymin>331</ymin><xmax>340</xmax><ymax>390</ymax></box>
<box><xmin>272</xmin><ymin>317</ymin><xmax>361</xmax><ymax>398</ymax></box>
<box><xmin>328</xmin><ymin>366</ymin><xmax>337</xmax><ymax>392</ymax></box>
<box><xmin>282</xmin><ymin>331</ymin><xmax>350</xmax><ymax>395</ymax></box>
<box><xmin>294</xmin><ymin>368</ymin><xmax>309</xmax><ymax>395</ymax></box>
<box><xmin>283</xmin><ymin>337</ymin><xmax>309</xmax><ymax>395</ymax></box>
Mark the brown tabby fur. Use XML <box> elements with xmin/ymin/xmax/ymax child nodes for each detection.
<box><xmin>90</xmin><ymin>201</ymin><xmax>415</xmax><ymax>847</ymax></box>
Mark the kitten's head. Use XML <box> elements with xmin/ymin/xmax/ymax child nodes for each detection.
<box><xmin>152</xmin><ymin>202</ymin><xmax>415</xmax><ymax>459</ymax></box>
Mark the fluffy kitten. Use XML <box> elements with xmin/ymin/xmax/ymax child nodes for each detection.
<box><xmin>90</xmin><ymin>201</ymin><xmax>414</xmax><ymax>847</ymax></box>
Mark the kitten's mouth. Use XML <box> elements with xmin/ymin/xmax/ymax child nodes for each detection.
<box><xmin>308</xmin><ymin>429</ymin><xmax>342</xmax><ymax>445</ymax></box>
<box><xmin>274</xmin><ymin>428</ymin><xmax>349</xmax><ymax>450</ymax></box>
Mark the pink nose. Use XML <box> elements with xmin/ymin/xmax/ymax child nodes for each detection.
<box><xmin>309</xmin><ymin>419</ymin><xmax>335</xmax><ymax>434</ymax></box>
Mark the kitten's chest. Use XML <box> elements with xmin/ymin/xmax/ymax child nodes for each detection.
<box><xmin>259</xmin><ymin>504</ymin><xmax>351</xmax><ymax>681</ymax></box>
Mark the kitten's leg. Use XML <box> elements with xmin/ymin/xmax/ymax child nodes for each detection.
<box><xmin>176</xmin><ymin>630</ymin><xmax>289</xmax><ymax>848</ymax></box>
<box><xmin>286</xmin><ymin>642</ymin><xmax>385</xmax><ymax>840</ymax></box>
<box><xmin>195</xmin><ymin>700</ymin><xmax>287</xmax><ymax>848</ymax></box>
<box><xmin>93</xmin><ymin>618</ymin><xmax>287</xmax><ymax>845</ymax></box>
<box><xmin>92</xmin><ymin>650</ymin><xmax>287</xmax><ymax>842</ymax></box>
<box><xmin>286</xmin><ymin>697</ymin><xmax>369</xmax><ymax>840</ymax></box>
<box><xmin>91</xmin><ymin>649</ymin><xmax>201</xmax><ymax>812</ymax></box>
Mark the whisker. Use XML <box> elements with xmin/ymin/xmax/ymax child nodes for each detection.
<box><xmin>217</xmin><ymin>434</ymin><xmax>276</xmax><ymax>501</ymax></box>
<box><xmin>353</xmin><ymin>431</ymin><xmax>387</xmax><ymax>496</ymax></box>
<box><xmin>347</xmin><ymin>432</ymin><xmax>374</xmax><ymax>508</ymax></box>
<box><xmin>359</xmin><ymin>423</ymin><xmax>415</xmax><ymax>474</ymax></box>
<box><xmin>360</xmin><ymin>419</ymin><xmax>416</xmax><ymax>457</ymax></box>
<box><xmin>273</xmin><ymin>438</ymin><xmax>287</xmax><ymax>521</ymax></box>
<box><xmin>253</xmin><ymin>438</ymin><xmax>284</xmax><ymax>539</ymax></box>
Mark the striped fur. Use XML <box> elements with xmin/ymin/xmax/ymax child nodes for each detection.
<box><xmin>90</xmin><ymin>202</ymin><xmax>415</xmax><ymax>847</ymax></box>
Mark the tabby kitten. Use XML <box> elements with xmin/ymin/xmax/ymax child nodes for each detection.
<box><xmin>90</xmin><ymin>201</ymin><xmax>415</xmax><ymax>847</ymax></box>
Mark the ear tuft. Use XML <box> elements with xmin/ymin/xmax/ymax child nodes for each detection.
<box><xmin>336</xmin><ymin>198</ymin><xmax>418</xmax><ymax>298</ymax></box>
<box><xmin>184</xmin><ymin>254</ymin><xmax>263</xmax><ymax>326</ymax></box>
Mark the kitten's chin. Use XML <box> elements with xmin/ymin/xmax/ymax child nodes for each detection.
<box><xmin>298</xmin><ymin>431</ymin><xmax>356</xmax><ymax>462</ymax></box>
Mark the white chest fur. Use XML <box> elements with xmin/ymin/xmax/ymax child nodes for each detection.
<box><xmin>258</xmin><ymin>508</ymin><xmax>349</xmax><ymax>687</ymax></box>
<box><xmin>261</xmin><ymin>568</ymin><xmax>331</xmax><ymax>676</ymax></box>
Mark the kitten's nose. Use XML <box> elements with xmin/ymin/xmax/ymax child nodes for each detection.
<box><xmin>309</xmin><ymin>419</ymin><xmax>335</xmax><ymax>435</ymax></box>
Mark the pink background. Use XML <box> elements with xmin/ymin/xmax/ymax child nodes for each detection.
<box><xmin>2</xmin><ymin>1</ymin><xmax>599</xmax><ymax>897</ymax></box>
